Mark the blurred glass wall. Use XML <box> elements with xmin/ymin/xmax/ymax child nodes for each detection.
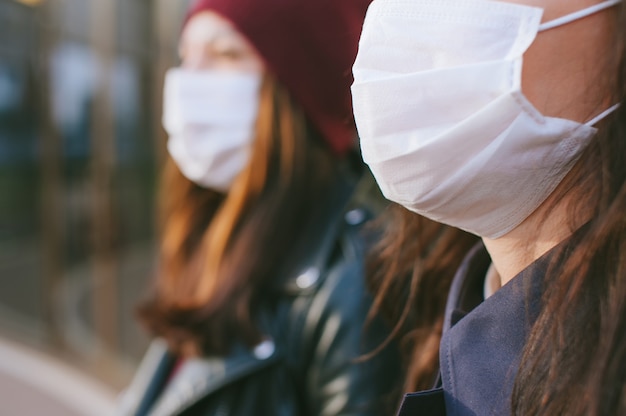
<box><xmin>0</xmin><ymin>0</ymin><xmax>191</xmax><ymax>389</ymax></box>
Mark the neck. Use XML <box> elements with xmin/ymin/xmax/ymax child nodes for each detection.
<box><xmin>482</xmin><ymin>181</ymin><xmax>591</xmax><ymax>286</ymax></box>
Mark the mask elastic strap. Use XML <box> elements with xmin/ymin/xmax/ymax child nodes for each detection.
<box><xmin>585</xmin><ymin>103</ymin><xmax>620</xmax><ymax>127</ymax></box>
<box><xmin>539</xmin><ymin>0</ymin><xmax>622</xmax><ymax>32</ymax></box>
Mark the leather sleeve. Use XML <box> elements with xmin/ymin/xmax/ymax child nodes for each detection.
<box><xmin>296</xmin><ymin>228</ymin><xmax>402</xmax><ymax>416</ymax></box>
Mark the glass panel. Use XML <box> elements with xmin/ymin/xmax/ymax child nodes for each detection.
<box><xmin>0</xmin><ymin>0</ymin><xmax>192</xmax><ymax>396</ymax></box>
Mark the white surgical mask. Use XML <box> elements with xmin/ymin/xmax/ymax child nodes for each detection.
<box><xmin>352</xmin><ymin>0</ymin><xmax>621</xmax><ymax>238</ymax></box>
<box><xmin>163</xmin><ymin>68</ymin><xmax>262</xmax><ymax>191</ymax></box>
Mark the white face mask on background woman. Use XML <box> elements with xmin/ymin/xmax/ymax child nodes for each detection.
<box><xmin>163</xmin><ymin>68</ymin><xmax>262</xmax><ymax>191</ymax></box>
<box><xmin>352</xmin><ymin>0</ymin><xmax>621</xmax><ymax>238</ymax></box>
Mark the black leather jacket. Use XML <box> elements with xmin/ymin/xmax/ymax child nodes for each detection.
<box><xmin>118</xmin><ymin>181</ymin><xmax>401</xmax><ymax>416</ymax></box>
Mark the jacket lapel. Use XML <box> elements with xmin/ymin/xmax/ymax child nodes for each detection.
<box><xmin>146</xmin><ymin>342</ymin><xmax>281</xmax><ymax>416</ymax></box>
<box><xmin>118</xmin><ymin>340</ymin><xmax>174</xmax><ymax>416</ymax></box>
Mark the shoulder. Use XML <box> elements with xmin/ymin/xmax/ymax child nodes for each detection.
<box><xmin>315</xmin><ymin>206</ymin><xmax>374</xmax><ymax>316</ymax></box>
<box><xmin>276</xmin><ymin>202</ymin><xmax>382</xmax><ymax>365</ymax></box>
<box><xmin>278</xmin><ymin>205</ymin><xmax>402</xmax><ymax>414</ymax></box>
<box><xmin>281</xmin><ymin>205</ymin><xmax>373</xmax><ymax>312</ymax></box>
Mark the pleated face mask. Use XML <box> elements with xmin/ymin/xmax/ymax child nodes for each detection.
<box><xmin>163</xmin><ymin>68</ymin><xmax>262</xmax><ymax>192</ymax></box>
<box><xmin>352</xmin><ymin>0</ymin><xmax>620</xmax><ymax>238</ymax></box>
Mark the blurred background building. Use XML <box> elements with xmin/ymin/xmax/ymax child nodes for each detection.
<box><xmin>0</xmin><ymin>0</ymin><xmax>192</xmax><ymax>408</ymax></box>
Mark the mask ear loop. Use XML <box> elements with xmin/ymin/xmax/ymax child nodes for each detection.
<box><xmin>538</xmin><ymin>0</ymin><xmax>622</xmax><ymax>32</ymax></box>
<box><xmin>585</xmin><ymin>104</ymin><xmax>621</xmax><ymax>127</ymax></box>
<box><xmin>536</xmin><ymin>0</ymin><xmax>622</xmax><ymax>126</ymax></box>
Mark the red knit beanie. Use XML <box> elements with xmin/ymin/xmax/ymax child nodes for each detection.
<box><xmin>186</xmin><ymin>0</ymin><xmax>372</xmax><ymax>155</ymax></box>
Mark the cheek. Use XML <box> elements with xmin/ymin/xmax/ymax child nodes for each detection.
<box><xmin>240</xmin><ymin>56</ymin><xmax>265</xmax><ymax>74</ymax></box>
<box><xmin>211</xmin><ymin>56</ymin><xmax>264</xmax><ymax>74</ymax></box>
<box><xmin>520</xmin><ymin>9</ymin><xmax>617</xmax><ymax>122</ymax></box>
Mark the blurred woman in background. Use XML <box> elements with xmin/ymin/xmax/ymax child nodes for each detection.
<box><xmin>118</xmin><ymin>0</ymin><xmax>400</xmax><ymax>415</ymax></box>
<box><xmin>352</xmin><ymin>0</ymin><xmax>626</xmax><ymax>414</ymax></box>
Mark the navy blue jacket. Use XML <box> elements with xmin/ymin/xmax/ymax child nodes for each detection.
<box><xmin>397</xmin><ymin>242</ymin><xmax>548</xmax><ymax>416</ymax></box>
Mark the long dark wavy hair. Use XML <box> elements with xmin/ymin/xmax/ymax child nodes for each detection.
<box><xmin>366</xmin><ymin>207</ymin><xmax>478</xmax><ymax>392</ymax></box>
<box><xmin>367</xmin><ymin>7</ymin><xmax>626</xmax><ymax>414</ymax></box>
<box><xmin>138</xmin><ymin>73</ymin><xmax>343</xmax><ymax>356</ymax></box>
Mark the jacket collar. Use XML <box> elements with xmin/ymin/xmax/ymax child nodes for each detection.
<box><xmin>150</xmin><ymin>342</ymin><xmax>281</xmax><ymax>416</ymax></box>
<box><xmin>438</xmin><ymin>243</ymin><xmax>548</xmax><ymax>416</ymax></box>
<box><xmin>396</xmin><ymin>229</ymin><xmax>586</xmax><ymax>416</ymax></box>
<box><xmin>118</xmin><ymin>340</ymin><xmax>172</xmax><ymax>416</ymax></box>
<box><xmin>120</xmin><ymin>339</ymin><xmax>282</xmax><ymax>416</ymax></box>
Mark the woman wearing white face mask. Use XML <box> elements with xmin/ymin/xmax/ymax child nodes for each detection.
<box><xmin>352</xmin><ymin>0</ymin><xmax>625</xmax><ymax>414</ymax></box>
<box><xmin>118</xmin><ymin>0</ymin><xmax>402</xmax><ymax>415</ymax></box>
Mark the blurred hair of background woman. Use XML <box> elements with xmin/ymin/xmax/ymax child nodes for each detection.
<box><xmin>352</xmin><ymin>0</ymin><xmax>626</xmax><ymax>414</ymax></box>
<box><xmin>118</xmin><ymin>0</ymin><xmax>402</xmax><ymax>415</ymax></box>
